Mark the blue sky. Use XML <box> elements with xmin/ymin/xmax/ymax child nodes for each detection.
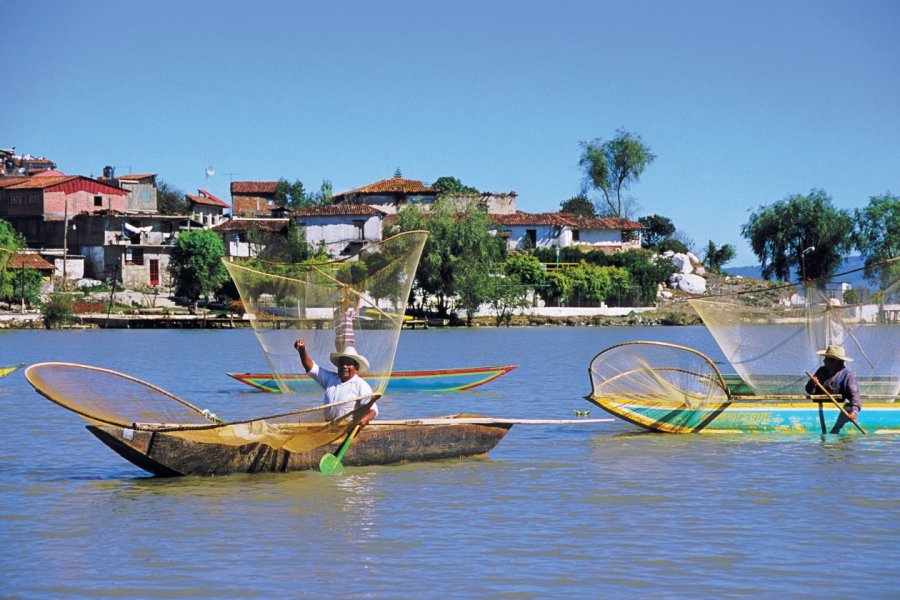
<box><xmin>3</xmin><ymin>0</ymin><xmax>898</xmax><ymax>265</ymax></box>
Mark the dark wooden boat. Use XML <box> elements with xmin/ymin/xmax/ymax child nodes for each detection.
<box><xmin>86</xmin><ymin>416</ymin><xmax>512</xmax><ymax>477</ymax></box>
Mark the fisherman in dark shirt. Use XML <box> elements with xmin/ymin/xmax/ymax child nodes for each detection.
<box><xmin>806</xmin><ymin>344</ymin><xmax>862</xmax><ymax>430</ymax></box>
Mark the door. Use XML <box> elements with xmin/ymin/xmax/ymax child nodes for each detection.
<box><xmin>149</xmin><ymin>259</ymin><xmax>159</xmax><ymax>286</ymax></box>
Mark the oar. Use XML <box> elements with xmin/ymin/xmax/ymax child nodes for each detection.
<box><xmin>805</xmin><ymin>371</ymin><xmax>867</xmax><ymax>434</ymax></box>
<box><xmin>319</xmin><ymin>424</ymin><xmax>361</xmax><ymax>475</ymax></box>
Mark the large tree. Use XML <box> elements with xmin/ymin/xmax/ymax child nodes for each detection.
<box><xmin>168</xmin><ymin>229</ymin><xmax>229</xmax><ymax>302</ymax></box>
<box><xmin>741</xmin><ymin>189</ymin><xmax>853</xmax><ymax>281</ymax></box>
<box><xmin>579</xmin><ymin>128</ymin><xmax>655</xmax><ymax>218</ymax></box>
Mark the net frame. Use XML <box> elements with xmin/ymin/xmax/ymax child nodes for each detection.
<box><xmin>690</xmin><ymin>257</ymin><xmax>900</xmax><ymax>398</ymax></box>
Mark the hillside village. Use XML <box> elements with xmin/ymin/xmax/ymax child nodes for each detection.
<box><xmin>0</xmin><ymin>148</ymin><xmax>678</xmax><ymax>309</ymax></box>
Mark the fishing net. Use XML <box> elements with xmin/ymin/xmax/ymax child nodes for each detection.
<box><xmin>24</xmin><ymin>361</ymin><xmax>372</xmax><ymax>452</ymax></box>
<box><xmin>24</xmin><ymin>231</ymin><xmax>427</xmax><ymax>453</ymax></box>
<box><xmin>587</xmin><ymin>341</ymin><xmax>732</xmax><ymax>432</ymax></box>
<box><xmin>222</xmin><ymin>230</ymin><xmax>428</xmax><ymax>402</ymax></box>
<box><xmin>690</xmin><ymin>257</ymin><xmax>900</xmax><ymax>398</ymax></box>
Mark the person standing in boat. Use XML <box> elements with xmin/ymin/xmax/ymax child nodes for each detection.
<box><xmin>806</xmin><ymin>344</ymin><xmax>861</xmax><ymax>429</ymax></box>
<box><xmin>334</xmin><ymin>290</ymin><xmax>361</xmax><ymax>352</ymax></box>
<box><xmin>294</xmin><ymin>339</ymin><xmax>377</xmax><ymax>425</ymax></box>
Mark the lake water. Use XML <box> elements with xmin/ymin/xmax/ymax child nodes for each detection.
<box><xmin>1</xmin><ymin>327</ymin><xmax>898</xmax><ymax>598</ymax></box>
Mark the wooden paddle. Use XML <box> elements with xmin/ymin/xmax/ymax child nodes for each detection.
<box><xmin>319</xmin><ymin>424</ymin><xmax>361</xmax><ymax>474</ymax></box>
<box><xmin>805</xmin><ymin>371</ymin><xmax>867</xmax><ymax>434</ymax></box>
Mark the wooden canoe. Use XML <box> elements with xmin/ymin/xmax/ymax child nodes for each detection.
<box><xmin>85</xmin><ymin>416</ymin><xmax>512</xmax><ymax>476</ymax></box>
<box><xmin>585</xmin><ymin>394</ymin><xmax>900</xmax><ymax>434</ymax></box>
<box><xmin>228</xmin><ymin>364</ymin><xmax>518</xmax><ymax>394</ymax></box>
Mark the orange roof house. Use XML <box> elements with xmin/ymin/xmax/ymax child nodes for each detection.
<box><xmin>332</xmin><ymin>177</ymin><xmax>437</xmax><ymax>215</ymax></box>
<box><xmin>230</xmin><ymin>181</ymin><xmax>279</xmax><ymax>217</ymax></box>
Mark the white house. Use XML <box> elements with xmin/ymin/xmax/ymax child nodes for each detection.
<box><xmin>294</xmin><ymin>204</ymin><xmax>384</xmax><ymax>257</ymax></box>
<box><xmin>491</xmin><ymin>212</ymin><xmax>643</xmax><ymax>252</ymax></box>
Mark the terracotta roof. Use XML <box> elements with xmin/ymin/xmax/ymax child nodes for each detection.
<box><xmin>212</xmin><ymin>219</ymin><xmax>289</xmax><ymax>233</ymax></box>
<box><xmin>231</xmin><ymin>181</ymin><xmax>278</xmax><ymax>194</ymax></box>
<box><xmin>0</xmin><ymin>177</ymin><xmax>29</xmax><ymax>188</ymax></box>
<box><xmin>491</xmin><ymin>211</ymin><xmax>643</xmax><ymax>230</ymax></box>
<box><xmin>33</xmin><ymin>169</ymin><xmax>67</xmax><ymax>177</ymax></box>
<box><xmin>8</xmin><ymin>253</ymin><xmax>55</xmax><ymax>270</ymax></box>
<box><xmin>2</xmin><ymin>175</ymin><xmax>79</xmax><ymax>190</ymax></box>
<box><xmin>294</xmin><ymin>204</ymin><xmax>383</xmax><ymax>217</ymax></box>
<box><xmin>561</xmin><ymin>214</ymin><xmax>644</xmax><ymax>231</ymax></box>
<box><xmin>491</xmin><ymin>211</ymin><xmax>574</xmax><ymax>227</ymax></box>
<box><xmin>1</xmin><ymin>175</ymin><xmax>127</xmax><ymax>195</ymax></box>
<box><xmin>115</xmin><ymin>173</ymin><xmax>156</xmax><ymax>181</ymax></box>
<box><xmin>334</xmin><ymin>177</ymin><xmax>436</xmax><ymax>198</ymax></box>
<box><xmin>187</xmin><ymin>190</ymin><xmax>230</xmax><ymax>208</ymax></box>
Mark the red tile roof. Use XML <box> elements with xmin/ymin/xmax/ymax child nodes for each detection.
<box><xmin>0</xmin><ymin>177</ymin><xmax>29</xmax><ymax>188</ymax></box>
<box><xmin>1</xmin><ymin>175</ymin><xmax>127</xmax><ymax>195</ymax></box>
<box><xmin>115</xmin><ymin>173</ymin><xmax>156</xmax><ymax>181</ymax></box>
<box><xmin>334</xmin><ymin>177</ymin><xmax>436</xmax><ymax>197</ymax></box>
<box><xmin>187</xmin><ymin>190</ymin><xmax>230</xmax><ymax>208</ymax></box>
<box><xmin>231</xmin><ymin>181</ymin><xmax>278</xmax><ymax>194</ymax></box>
<box><xmin>8</xmin><ymin>253</ymin><xmax>55</xmax><ymax>270</ymax></box>
<box><xmin>212</xmin><ymin>219</ymin><xmax>289</xmax><ymax>233</ymax></box>
<box><xmin>294</xmin><ymin>204</ymin><xmax>383</xmax><ymax>217</ymax></box>
<box><xmin>491</xmin><ymin>211</ymin><xmax>643</xmax><ymax>230</ymax></box>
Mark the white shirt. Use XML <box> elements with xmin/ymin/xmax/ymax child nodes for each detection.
<box><xmin>308</xmin><ymin>362</ymin><xmax>376</xmax><ymax>421</ymax></box>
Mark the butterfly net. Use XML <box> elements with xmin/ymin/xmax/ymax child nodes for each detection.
<box><xmin>222</xmin><ymin>229</ymin><xmax>428</xmax><ymax>402</ymax></box>
<box><xmin>587</xmin><ymin>341</ymin><xmax>732</xmax><ymax>432</ymax></box>
<box><xmin>689</xmin><ymin>258</ymin><xmax>900</xmax><ymax>399</ymax></box>
<box><xmin>24</xmin><ymin>231</ymin><xmax>428</xmax><ymax>453</ymax></box>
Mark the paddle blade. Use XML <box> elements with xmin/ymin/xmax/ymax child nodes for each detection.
<box><xmin>319</xmin><ymin>452</ymin><xmax>344</xmax><ymax>475</ymax></box>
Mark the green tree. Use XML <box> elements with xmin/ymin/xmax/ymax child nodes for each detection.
<box><xmin>853</xmin><ymin>193</ymin><xmax>900</xmax><ymax>283</ymax></box>
<box><xmin>741</xmin><ymin>189</ymin><xmax>853</xmax><ymax>281</ymax></box>
<box><xmin>4</xmin><ymin>268</ymin><xmax>42</xmax><ymax>308</ymax></box>
<box><xmin>275</xmin><ymin>179</ymin><xmax>310</xmax><ymax>210</ymax></box>
<box><xmin>396</xmin><ymin>198</ymin><xmax>505</xmax><ymax>317</ymax></box>
<box><xmin>579</xmin><ymin>128</ymin><xmax>655</xmax><ymax>218</ymax></box>
<box><xmin>560</xmin><ymin>195</ymin><xmax>596</xmax><ymax>217</ymax></box>
<box><xmin>702</xmin><ymin>240</ymin><xmax>736</xmax><ymax>274</ymax></box>
<box><xmin>169</xmin><ymin>229</ymin><xmax>229</xmax><ymax>302</ymax></box>
<box><xmin>486</xmin><ymin>273</ymin><xmax>530</xmax><ymax>326</ymax></box>
<box><xmin>638</xmin><ymin>214</ymin><xmax>676</xmax><ymax>248</ymax></box>
<box><xmin>41</xmin><ymin>294</ymin><xmax>75</xmax><ymax>329</ymax></box>
<box><xmin>0</xmin><ymin>219</ymin><xmax>25</xmax><ymax>301</ymax></box>
<box><xmin>156</xmin><ymin>179</ymin><xmax>190</xmax><ymax>215</ymax></box>
<box><xmin>432</xmin><ymin>176</ymin><xmax>479</xmax><ymax>196</ymax></box>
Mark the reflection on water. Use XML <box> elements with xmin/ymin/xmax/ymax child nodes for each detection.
<box><xmin>1</xmin><ymin>328</ymin><xmax>899</xmax><ymax>596</ymax></box>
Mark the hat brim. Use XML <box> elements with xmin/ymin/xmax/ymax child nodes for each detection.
<box><xmin>816</xmin><ymin>350</ymin><xmax>853</xmax><ymax>362</ymax></box>
<box><xmin>329</xmin><ymin>351</ymin><xmax>370</xmax><ymax>373</ymax></box>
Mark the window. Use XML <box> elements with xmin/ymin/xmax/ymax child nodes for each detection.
<box><xmin>125</xmin><ymin>247</ymin><xmax>144</xmax><ymax>265</ymax></box>
<box><xmin>525</xmin><ymin>229</ymin><xmax>537</xmax><ymax>248</ymax></box>
<box><xmin>94</xmin><ymin>195</ymin><xmax>103</xmax><ymax>207</ymax></box>
<box><xmin>572</xmin><ymin>229</ymin><xmax>580</xmax><ymax>242</ymax></box>
<box><xmin>353</xmin><ymin>220</ymin><xmax>365</xmax><ymax>240</ymax></box>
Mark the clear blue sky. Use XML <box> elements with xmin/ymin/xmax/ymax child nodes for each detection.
<box><xmin>4</xmin><ymin>0</ymin><xmax>898</xmax><ymax>265</ymax></box>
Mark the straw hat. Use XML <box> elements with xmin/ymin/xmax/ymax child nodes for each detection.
<box><xmin>817</xmin><ymin>344</ymin><xmax>853</xmax><ymax>362</ymax></box>
<box><xmin>329</xmin><ymin>346</ymin><xmax>370</xmax><ymax>373</ymax></box>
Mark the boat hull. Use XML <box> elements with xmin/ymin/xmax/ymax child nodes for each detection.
<box><xmin>586</xmin><ymin>396</ymin><xmax>900</xmax><ymax>434</ymax></box>
<box><xmin>86</xmin><ymin>418</ymin><xmax>511</xmax><ymax>476</ymax></box>
<box><xmin>0</xmin><ymin>365</ymin><xmax>22</xmax><ymax>379</ymax></box>
<box><xmin>228</xmin><ymin>365</ymin><xmax>517</xmax><ymax>394</ymax></box>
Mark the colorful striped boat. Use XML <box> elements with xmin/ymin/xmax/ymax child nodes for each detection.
<box><xmin>585</xmin><ymin>395</ymin><xmax>900</xmax><ymax>434</ymax></box>
<box><xmin>228</xmin><ymin>364</ymin><xmax>518</xmax><ymax>394</ymax></box>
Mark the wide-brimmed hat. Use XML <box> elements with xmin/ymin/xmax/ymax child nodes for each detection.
<box><xmin>329</xmin><ymin>346</ymin><xmax>370</xmax><ymax>373</ymax></box>
<box><xmin>817</xmin><ymin>344</ymin><xmax>853</xmax><ymax>362</ymax></box>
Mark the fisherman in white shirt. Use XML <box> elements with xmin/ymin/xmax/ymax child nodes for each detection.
<box><xmin>294</xmin><ymin>339</ymin><xmax>377</xmax><ymax>424</ymax></box>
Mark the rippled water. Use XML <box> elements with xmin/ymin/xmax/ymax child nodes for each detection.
<box><xmin>1</xmin><ymin>327</ymin><xmax>898</xmax><ymax>597</ymax></box>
